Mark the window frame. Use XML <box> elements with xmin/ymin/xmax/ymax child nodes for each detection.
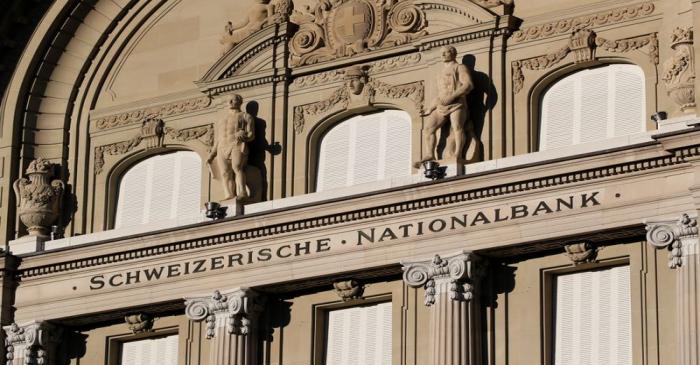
<box><xmin>541</xmin><ymin>256</ymin><xmax>631</xmax><ymax>365</ymax></box>
<box><xmin>312</xmin><ymin>293</ymin><xmax>393</xmax><ymax>365</ymax></box>
<box><xmin>106</xmin><ymin>326</ymin><xmax>179</xmax><ymax>365</ymax></box>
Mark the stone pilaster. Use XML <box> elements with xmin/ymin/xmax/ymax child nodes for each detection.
<box><xmin>3</xmin><ymin>321</ymin><xmax>63</xmax><ymax>365</ymax></box>
<box><xmin>645</xmin><ymin>213</ymin><xmax>700</xmax><ymax>364</ymax></box>
<box><xmin>184</xmin><ymin>288</ymin><xmax>265</xmax><ymax>365</ymax></box>
<box><xmin>402</xmin><ymin>251</ymin><xmax>484</xmax><ymax>365</ymax></box>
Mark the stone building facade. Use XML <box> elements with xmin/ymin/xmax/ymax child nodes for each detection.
<box><xmin>0</xmin><ymin>0</ymin><xmax>699</xmax><ymax>364</ymax></box>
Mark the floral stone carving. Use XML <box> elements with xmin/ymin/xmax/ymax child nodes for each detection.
<box><xmin>663</xmin><ymin>27</ymin><xmax>696</xmax><ymax>113</ymax></box>
<box><xmin>12</xmin><ymin>159</ymin><xmax>65</xmax><ymax>237</ymax></box>
<box><xmin>289</xmin><ymin>0</ymin><xmax>427</xmax><ymax>66</ymax></box>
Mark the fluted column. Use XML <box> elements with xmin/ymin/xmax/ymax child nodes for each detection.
<box><xmin>3</xmin><ymin>321</ymin><xmax>62</xmax><ymax>365</ymax></box>
<box><xmin>402</xmin><ymin>251</ymin><xmax>484</xmax><ymax>365</ymax></box>
<box><xmin>185</xmin><ymin>288</ymin><xmax>265</xmax><ymax>365</ymax></box>
<box><xmin>646</xmin><ymin>213</ymin><xmax>700</xmax><ymax>365</ymax></box>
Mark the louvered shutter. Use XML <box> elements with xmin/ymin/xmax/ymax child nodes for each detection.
<box><xmin>317</xmin><ymin>110</ymin><xmax>411</xmax><ymax>191</ymax></box>
<box><xmin>540</xmin><ymin>64</ymin><xmax>645</xmax><ymax>151</ymax></box>
<box><xmin>325</xmin><ymin>302</ymin><xmax>392</xmax><ymax>365</ymax></box>
<box><xmin>121</xmin><ymin>334</ymin><xmax>178</xmax><ymax>365</ymax></box>
<box><xmin>554</xmin><ymin>266</ymin><xmax>632</xmax><ymax>365</ymax></box>
<box><xmin>115</xmin><ymin>151</ymin><xmax>202</xmax><ymax>229</ymax></box>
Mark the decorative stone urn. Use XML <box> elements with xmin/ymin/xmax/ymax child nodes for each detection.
<box><xmin>12</xmin><ymin>159</ymin><xmax>64</xmax><ymax>237</ymax></box>
<box><xmin>663</xmin><ymin>27</ymin><xmax>696</xmax><ymax>113</ymax></box>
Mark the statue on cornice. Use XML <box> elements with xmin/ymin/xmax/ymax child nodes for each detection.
<box><xmin>419</xmin><ymin>46</ymin><xmax>479</xmax><ymax>163</ymax></box>
<box><xmin>220</xmin><ymin>0</ymin><xmax>289</xmax><ymax>54</ymax></box>
<box><xmin>208</xmin><ymin>95</ymin><xmax>255</xmax><ymax>201</ymax></box>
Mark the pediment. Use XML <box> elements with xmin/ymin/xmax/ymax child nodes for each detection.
<box><xmin>197</xmin><ymin>23</ymin><xmax>286</xmax><ymax>85</ymax></box>
<box><xmin>288</xmin><ymin>0</ymin><xmax>501</xmax><ymax>67</ymax></box>
<box><xmin>197</xmin><ymin>0</ymin><xmax>509</xmax><ymax>92</ymax></box>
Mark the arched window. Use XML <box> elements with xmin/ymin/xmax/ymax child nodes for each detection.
<box><xmin>539</xmin><ymin>64</ymin><xmax>646</xmax><ymax>151</ymax></box>
<box><xmin>316</xmin><ymin>110</ymin><xmax>412</xmax><ymax>192</ymax></box>
<box><xmin>114</xmin><ymin>151</ymin><xmax>202</xmax><ymax>229</ymax></box>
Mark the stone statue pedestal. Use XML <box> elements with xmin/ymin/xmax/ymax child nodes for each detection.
<box><xmin>221</xmin><ymin>198</ymin><xmax>246</xmax><ymax>217</ymax></box>
<box><xmin>8</xmin><ymin>235</ymin><xmax>48</xmax><ymax>255</ymax></box>
<box><xmin>437</xmin><ymin>156</ymin><xmax>466</xmax><ymax>177</ymax></box>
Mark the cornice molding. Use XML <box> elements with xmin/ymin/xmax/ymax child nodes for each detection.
<box><xmin>512</xmin><ymin>2</ymin><xmax>655</xmax><ymax>43</ymax></box>
<box><xmin>93</xmin><ymin>96</ymin><xmax>212</xmax><ymax>131</ymax></box>
<box><xmin>17</xmin><ymin>141</ymin><xmax>700</xmax><ymax>279</ymax></box>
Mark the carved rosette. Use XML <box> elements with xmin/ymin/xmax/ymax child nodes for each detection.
<box><xmin>663</xmin><ymin>27</ymin><xmax>696</xmax><ymax>113</ymax></box>
<box><xmin>184</xmin><ymin>288</ymin><xmax>265</xmax><ymax>339</ymax></box>
<box><xmin>3</xmin><ymin>321</ymin><xmax>63</xmax><ymax>365</ymax></box>
<box><xmin>645</xmin><ymin>213</ymin><xmax>698</xmax><ymax>268</ymax></box>
<box><xmin>402</xmin><ymin>251</ymin><xmax>483</xmax><ymax>306</ymax></box>
<box><xmin>12</xmin><ymin>159</ymin><xmax>65</xmax><ymax>237</ymax></box>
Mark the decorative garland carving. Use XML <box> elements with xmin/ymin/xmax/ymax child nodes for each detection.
<box><xmin>663</xmin><ymin>27</ymin><xmax>695</xmax><ymax>113</ymax></box>
<box><xmin>512</xmin><ymin>2</ymin><xmax>655</xmax><ymax>43</ymax></box>
<box><xmin>512</xmin><ymin>31</ymin><xmax>659</xmax><ymax>93</ymax></box>
<box><xmin>292</xmin><ymin>53</ymin><xmax>422</xmax><ymax>88</ymax></box>
<box><xmin>646</xmin><ymin>213</ymin><xmax>698</xmax><ymax>269</ymax></box>
<box><xmin>292</xmin><ymin>75</ymin><xmax>423</xmax><ymax>134</ymax></box>
<box><xmin>93</xmin><ymin>96</ymin><xmax>212</xmax><ymax>130</ymax></box>
<box><xmin>94</xmin><ymin>121</ymin><xmax>214</xmax><ymax>174</ymax></box>
<box><xmin>289</xmin><ymin>0</ymin><xmax>428</xmax><ymax>66</ymax></box>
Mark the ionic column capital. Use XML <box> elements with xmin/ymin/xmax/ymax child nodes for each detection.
<box><xmin>645</xmin><ymin>213</ymin><xmax>698</xmax><ymax>268</ymax></box>
<box><xmin>185</xmin><ymin>287</ymin><xmax>265</xmax><ymax>339</ymax></box>
<box><xmin>3</xmin><ymin>321</ymin><xmax>63</xmax><ymax>365</ymax></box>
<box><xmin>402</xmin><ymin>251</ymin><xmax>485</xmax><ymax>306</ymax></box>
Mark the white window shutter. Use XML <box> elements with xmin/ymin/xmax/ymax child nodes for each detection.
<box><xmin>325</xmin><ymin>302</ymin><xmax>392</xmax><ymax>365</ymax></box>
<box><xmin>317</xmin><ymin>110</ymin><xmax>411</xmax><ymax>192</ymax></box>
<box><xmin>613</xmin><ymin>66</ymin><xmax>646</xmax><ymax>137</ymax></box>
<box><xmin>540</xmin><ymin>64</ymin><xmax>646</xmax><ymax>151</ymax></box>
<box><xmin>121</xmin><ymin>334</ymin><xmax>178</xmax><ymax>365</ymax></box>
<box><xmin>541</xmin><ymin>77</ymin><xmax>576</xmax><ymax>150</ymax></box>
<box><xmin>115</xmin><ymin>151</ymin><xmax>202</xmax><ymax>229</ymax></box>
<box><xmin>554</xmin><ymin>266</ymin><xmax>632</xmax><ymax>365</ymax></box>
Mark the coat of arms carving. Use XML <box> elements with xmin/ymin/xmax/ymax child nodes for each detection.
<box><xmin>289</xmin><ymin>0</ymin><xmax>427</xmax><ymax>66</ymax></box>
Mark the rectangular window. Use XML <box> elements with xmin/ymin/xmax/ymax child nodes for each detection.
<box><xmin>324</xmin><ymin>301</ymin><xmax>392</xmax><ymax>365</ymax></box>
<box><xmin>120</xmin><ymin>334</ymin><xmax>178</xmax><ymax>365</ymax></box>
<box><xmin>553</xmin><ymin>265</ymin><xmax>632</xmax><ymax>365</ymax></box>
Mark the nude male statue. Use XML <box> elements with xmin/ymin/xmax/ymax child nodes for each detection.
<box><xmin>208</xmin><ymin>94</ymin><xmax>255</xmax><ymax>201</ymax></box>
<box><xmin>420</xmin><ymin>46</ymin><xmax>478</xmax><ymax>163</ymax></box>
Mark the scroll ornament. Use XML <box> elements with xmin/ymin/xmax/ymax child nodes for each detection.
<box><xmin>12</xmin><ymin>159</ymin><xmax>64</xmax><ymax>238</ymax></box>
<box><xmin>288</xmin><ymin>0</ymin><xmax>427</xmax><ymax>66</ymax></box>
<box><xmin>663</xmin><ymin>27</ymin><xmax>695</xmax><ymax>113</ymax></box>
<box><xmin>185</xmin><ymin>289</ymin><xmax>265</xmax><ymax>339</ymax></box>
<box><xmin>402</xmin><ymin>252</ymin><xmax>483</xmax><ymax>306</ymax></box>
<box><xmin>646</xmin><ymin>213</ymin><xmax>698</xmax><ymax>269</ymax></box>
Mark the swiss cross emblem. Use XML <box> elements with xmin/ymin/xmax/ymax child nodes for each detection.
<box><xmin>332</xmin><ymin>0</ymin><xmax>373</xmax><ymax>45</ymax></box>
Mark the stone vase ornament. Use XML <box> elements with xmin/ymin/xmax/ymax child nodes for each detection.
<box><xmin>663</xmin><ymin>27</ymin><xmax>695</xmax><ymax>113</ymax></box>
<box><xmin>12</xmin><ymin>159</ymin><xmax>64</xmax><ymax>237</ymax></box>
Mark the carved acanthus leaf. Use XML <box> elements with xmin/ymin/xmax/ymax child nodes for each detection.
<box><xmin>370</xmin><ymin>79</ymin><xmax>424</xmax><ymax>111</ymax></box>
<box><xmin>512</xmin><ymin>2</ymin><xmax>654</xmax><ymax>42</ymax></box>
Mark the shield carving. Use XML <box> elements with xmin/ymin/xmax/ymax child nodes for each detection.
<box><xmin>331</xmin><ymin>0</ymin><xmax>374</xmax><ymax>46</ymax></box>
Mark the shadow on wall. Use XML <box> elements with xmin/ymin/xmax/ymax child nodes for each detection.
<box><xmin>246</xmin><ymin>101</ymin><xmax>282</xmax><ymax>202</ymax></box>
<box><xmin>436</xmin><ymin>54</ymin><xmax>498</xmax><ymax>160</ymax></box>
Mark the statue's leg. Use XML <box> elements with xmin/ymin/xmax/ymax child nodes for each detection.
<box><xmin>447</xmin><ymin>109</ymin><xmax>466</xmax><ymax>159</ymax></box>
<box><xmin>421</xmin><ymin>114</ymin><xmax>442</xmax><ymax>162</ymax></box>
<box><xmin>464</xmin><ymin>118</ymin><xmax>479</xmax><ymax>162</ymax></box>
<box><xmin>217</xmin><ymin>157</ymin><xmax>235</xmax><ymax>200</ymax></box>
<box><xmin>231</xmin><ymin>153</ymin><xmax>249</xmax><ymax>200</ymax></box>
